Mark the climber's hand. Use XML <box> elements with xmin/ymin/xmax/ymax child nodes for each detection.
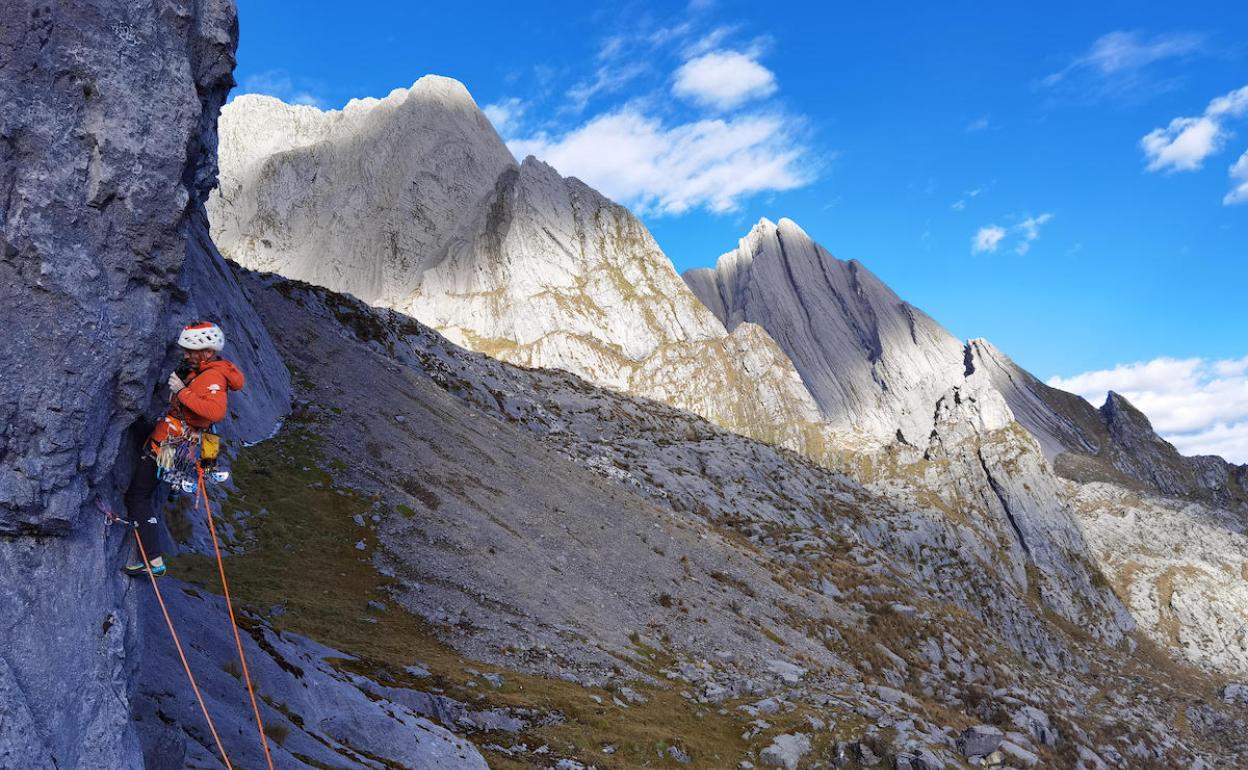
<box><xmin>168</xmin><ymin>372</ymin><xmax>186</xmax><ymax>394</ymax></box>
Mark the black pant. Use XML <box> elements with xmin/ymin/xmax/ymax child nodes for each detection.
<box><xmin>124</xmin><ymin>452</ymin><xmax>164</xmax><ymax>560</ymax></box>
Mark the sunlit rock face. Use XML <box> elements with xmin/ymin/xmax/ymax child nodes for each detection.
<box><xmin>211</xmin><ymin>81</ymin><xmax>829</xmax><ymax>453</ymax></box>
<box><xmin>211</xmin><ymin>76</ymin><xmax>518</xmax><ymax>305</ymax></box>
<box><xmin>684</xmin><ymin>218</ymin><xmax>968</xmax><ymax>447</ymax></box>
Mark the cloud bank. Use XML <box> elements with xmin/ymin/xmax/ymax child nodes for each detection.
<box><xmin>492</xmin><ymin>16</ymin><xmax>812</xmax><ymax>217</ymax></box>
<box><xmin>508</xmin><ymin>109</ymin><xmax>809</xmax><ymax>215</ymax></box>
<box><xmin>1048</xmin><ymin>355</ymin><xmax>1248</xmax><ymax>464</ymax></box>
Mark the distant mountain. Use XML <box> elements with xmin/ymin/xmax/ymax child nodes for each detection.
<box><xmin>211</xmin><ymin>77</ymin><xmax>516</xmax><ymax>306</ymax></box>
<box><xmin>211</xmin><ymin>80</ymin><xmax>832</xmax><ymax>458</ymax></box>
<box><xmin>212</xmin><ymin>76</ymin><xmax>1248</xmax><ymax>686</ymax></box>
<box><xmin>684</xmin><ymin>217</ymin><xmax>966</xmax><ymax>446</ymax></box>
<box><xmin>684</xmin><ymin>218</ymin><xmax>1248</xmax><ymax>505</ymax></box>
<box><xmin>969</xmin><ymin>339</ymin><xmax>1248</xmax><ymax>506</ymax></box>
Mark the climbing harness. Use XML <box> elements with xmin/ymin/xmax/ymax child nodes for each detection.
<box><xmin>195</xmin><ymin>464</ymin><xmax>276</xmax><ymax>770</ymax></box>
<box><xmin>100</xmin><ymin>497</ymin><xmax>235</xmax><ymax>770</ymax></box>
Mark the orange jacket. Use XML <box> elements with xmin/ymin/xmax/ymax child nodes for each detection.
<box><xmin>149</xmin><ymin>358</ymin><xmax>245</xmax><ymax>449</ymax></box>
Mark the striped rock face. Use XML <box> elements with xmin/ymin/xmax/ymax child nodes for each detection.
<box><xmin>210</xmin><ymin>79</ymin><xmax>829</xmax><ymax>458</ymax></box>
<box><xmin>684</xmin><ymin>217</ymin><xmax>969</xmax><ymax>446</ymax></box>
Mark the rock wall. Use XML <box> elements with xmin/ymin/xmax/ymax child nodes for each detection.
<box><xmin>970</xmin><ymin>338</ymin><xmax>1248</xmax><ymax>506</ymax></box>
<box><xmin>0</xmin><ymin>1</ymin><xmax>288</xmax><ymax>766</ymax></box>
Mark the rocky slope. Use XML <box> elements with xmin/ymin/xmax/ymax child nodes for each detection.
<box><xmin>210</xmin><ymin>82</ymin><xmax>837</xmax><ymax>464</ymax></box>
<box><xmin>172</xmin><ymin>265</ymin><xmax>1243</xmax><ymax>769</ymax></box>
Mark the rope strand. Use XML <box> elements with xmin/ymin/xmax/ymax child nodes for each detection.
<box><xmin>132</xmin><ymin>528</ymin><xmax>235</xmax><ymax>770</ymax></box>
<box><xmin>198</xmin><ymin>466</ymin><xmax>276</xmax><ymax>770</ymax></box>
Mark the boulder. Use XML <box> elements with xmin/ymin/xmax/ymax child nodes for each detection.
<box><xmin>957</xmin><ymin>725</ymin><xmax>1005</xmax><ymax>758</ymax></box>
<box><xmin>760</xmin><ymin>733</ymin><xmax>812</xmax><ymax>770</ymax></box>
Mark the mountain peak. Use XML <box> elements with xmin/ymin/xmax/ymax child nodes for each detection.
<box><xmin>338</xmin><ymin>74</ymin><xmax>478</xmax><ymax>114</ymax></box>
<box><xmin>210</xmin><ymin>73</ymin><xmax>516</xmax><ymax>304</ymax></box>
<box><xmin>775</xmin><ymin>216</ymin><xmax>810</xmax><ymax>237</ymax></box>
<box><xmin>1100</xmin><ymin>390</ymin><xmax>1156</xmax><ymax>433</ymax></box>
<box><xmin>684</xmin><ymin>218</ymin><xmax>966</xmax><ymax>443</ymax></box>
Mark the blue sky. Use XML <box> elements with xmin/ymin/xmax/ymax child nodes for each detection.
<box><xmin>233</xmin><ymin>1</ymin><xmax>1248</xmax><ymax>460</ymax></box>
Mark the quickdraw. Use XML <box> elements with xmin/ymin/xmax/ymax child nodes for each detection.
<box><xmin>97</xmin><ymin>497</ymin><xmax>131</xmax><ymax>527</ymax></box>
<box><xmin>155</xmin><ymin>429</ymin><xmax>229</xmax><ymax>495</ymax></box>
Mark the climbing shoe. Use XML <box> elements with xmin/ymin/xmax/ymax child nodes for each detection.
<box><xmin>122</xmin><ymin>560</ymin><xmax>166</xmax><ymax>578</ymax></box>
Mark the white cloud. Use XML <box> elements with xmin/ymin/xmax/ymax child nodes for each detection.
<box><xmin>1043</xmin><ymin>31</ymin><xmax>1204</xmax><ymax>89</ymax></box>
<box><xmin>971</xmin><ymin>212</ymin><xmax>1053</xmax><ymax>255</ymax></box>
<box><xmin>482</xmin><ymin>98</ymin><xmax>526</xmax><ymax>134</ymax></box>
<box><xmin>1015</xmin><ymin>212</ymin><xmax>1054</xmax><ymax>254</ymax></box>
<box><xmin>972</xmin><ymin>225</ymin><xmax>1006</xmax><ymax>253</ymax></box>
<box><xmin>1141</xmin><ymin>85</ymin><xmax>1248</xmax><ymax>172</ymax></box>
<box><xmin>239</xmin><ymin>70</ymin><xmax>324</xmax><ymax>108</ymax></box>
<box><xmin>673</xmin><ymin>50</ymin><xmax>777</xmax><ymax>110</ymax></box>
<box><xmin>952</xmin><ymin>186</ymin><xmax>986</xmax><ymax>211</ymax></box>
<box><xmin>508</xmin><ymin>108</ymin><xmax>810</xmax><ymax>215</ymax></box>
<box><xmin>1141</xmin><ymin>116</ymin><xmax>1222</xmax><ymax>172</ymax></box>
<box><xmin>1208</xmin><ymin>86</ymin><xmax>1248</xmax><ymax>118</ymax></box>
<box><xmin>567</xmin><ymin>62</ymin><xmax>649</xmax><ymax>112</ymax></box>
<box><xmin>1047</xmin><ymin>356</ymin><xmax>1248</xmax><ymax>463</ymax></box>
<box><xmin>966</xmin><ymin>116</ymin><xmax>991</xmax><ymax>133</ymax></box>
<box><xmin>1224</xmin><ymin>151</ymin><xmax>1248</xmax><ymax>205</ymax></box>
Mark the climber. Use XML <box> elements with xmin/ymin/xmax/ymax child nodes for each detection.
<box><xmin>122</xmin><ymin>321</ymin><xmax>245</xmax><ymax>577</ymax></box>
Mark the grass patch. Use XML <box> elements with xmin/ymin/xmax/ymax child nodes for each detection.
<box><xmin>264</xmin><ymin>722</ymin><xmax>291</xmax><ymax>746</ymax></box>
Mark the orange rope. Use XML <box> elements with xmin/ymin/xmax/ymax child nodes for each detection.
<box><xmin>197</xmin><ymin>466</ymin><xmax>276</xmax><ymax>770</ymax></box>
<box><xmin>132</xmin><ymin>528</ymin><xmax>235</xmax><ymax>770</ymax></box>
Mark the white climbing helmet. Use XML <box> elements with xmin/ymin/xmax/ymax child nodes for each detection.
<box><xmin>177</xmin><ymin>321</ymin><xmax>225</xmax><ymax>352</ymax></box>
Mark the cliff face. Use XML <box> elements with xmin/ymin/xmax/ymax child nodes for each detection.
<box><xmin>0</xmin><ymin>2</ymin><xmax>288</xmax><ymax>766</ymax></box>
<box><xmin>210</xmin><ymin>78</ymin><xmax>518</xmax><ymax>305</ymax></box>
<box><xmin>211</xmin><ymin>89</ymin><xmax>833</xmax><ymax>460</ymax></box>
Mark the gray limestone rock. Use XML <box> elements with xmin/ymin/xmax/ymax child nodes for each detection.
<box><xmin>1220</xmin><ymin>682</ymin><xmax>1248</xmax><ymax>704</ymax></box>
<box><xmin>760</xmin><ymin>733</ymin><xmax>811</xmax><ymax>770</ymax></box>
<box><xmin>957</xmin><ymin>725</ymin><xmax>1005</xmax><ymax>758</ymax></box>
<box><xmin>134</xmin><ymin>586</ymin><xmax>488</xmax><ymax>768</ymax></box>
<box><xmin>895</xmin><ymin>749</ymin><xmax>945</xmax><ymax>770</ymax></box>
<box><xmin>970</xmin><ymin>339</ymin><xmax>1248</xmax><ymax>506</ymax></box>
<box><xmin>0</xmin><ymin>2</ymin><xmax>260</xmax><ymax>767</ymax></box>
